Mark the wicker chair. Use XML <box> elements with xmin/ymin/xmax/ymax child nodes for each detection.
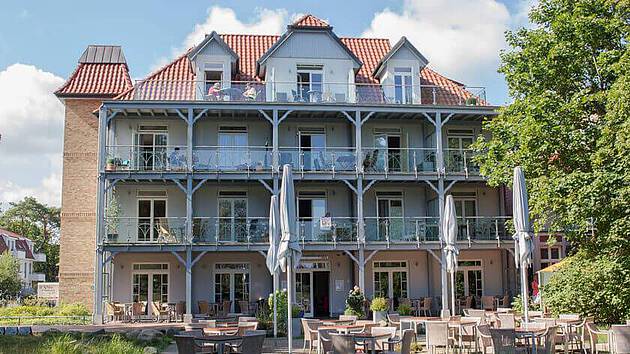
<box><xmin>481</xmin><ymin>296</ymin><xmax>496</xmax><ymax>311</ymax></box>
<box><xmin>488</xmin><ymin>328</ymin><xmax>520</xmax><ymax>354</ymax></box>
<box><xmin>339</xmin><ymin>315</ymin><xmax>357</xmax><ymax>323</ymax></box>
<box><xmin>106</xmin><ymin>302</ymin><xmax>125</xmax><ymax>322</ymax></box>
<box><xmin>426</xmin><ymin>321</ymin><xmax>455</xmax><ymax>354</ymax></box>
<box><xmin>585</xmin><ymin>321</ymin><xmax>610</xmax><ymax>354</ymax></box>
<box><xmin>611</xmin><ymin>325</ymin><xmax>630</xmax><ymax>354</ymax></box>
<box><xmin>151</xmin><ymin>302</ymin><xmax>170</xmax><ymax>322</ymax></box>
<box><xmin>371</xmin><ymin>326</ymin><xmax>397</xmax><ymax>351</ymax></box>
<box><xmin>198</xmin><ymin>300</ymin><xmax>209</xmax><ymax>315</ymax></box>
<box><xmin>387</xmin><ymin>313</ymin><xmax>401</xmax><ymax>330</ymax></box>
<box><xmin>331</xmin><ymin>333</ymin><xmax>356</xmax><ymax>354</ymax></box>
<box><xmin>131</xmin><ymin>302</ymin><xmax>145</xmax><ymax>322</ymax></box>
<box><xmin>318</xmin><ymin>328</ymin><xmax>337</xmax><ymax>354</ymax></box>
<box><xmin>238</xmin><ymin>300</ymin><xmax>250</xmax><ymax>314</ymax></box>
<box><xmin>383</xmin><ymin>329</ymin><xmax>414</xmax><ymax>354</ymax></box>
<box><xmin>226</xmin><ymin>331</ymin><xmax>266</xmax><ymax>354</ymax></box>
<box><xmin>419</xmin><ymin>297</ymin><xmax>433</xmax><ymax>316</ymax></box>
<box><xmin>301</xmin><ymin>318</ymin><xmax>321</xmax><ymax>352</ymax></box>
<box><xmin>477</xmin><ymin>324</ymin><xmax>493</xmax><ymax>354</ymax></box>
<box><xmin>496</xmin><ymin>313</ymin><xmax>516</xmax><ymax>329</ymax></box>
<box><xmin>174</xmin><ymin>335</ymin><xmax>212</xmax><ymax>354</ymax></box>
<box><xmin>536</xmin><ymin>326</ymin><xmax>558</xmax><ymax>354</ymax></box>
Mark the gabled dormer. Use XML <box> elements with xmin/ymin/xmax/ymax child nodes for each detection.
<box><xmin>257</xmin><ymin>15</ymin><xmax>362</xmax><ymax>103</ymax></box>
<box><xmin>373</xmin><ymin>37</ymin><xmax>429</xmax><ymax>104</ymax></box>
<box><xmin>188</xmin><ymin>31</ymin><xmax>239</xmax><ymax>98</ymax></box>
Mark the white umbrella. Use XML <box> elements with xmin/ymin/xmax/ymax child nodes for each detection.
<box><xmin>278</xmin><ymin>164</ymin><xmax>301</xmax><ymax>352</ymax></box>
<box><xmin>513</xmin><ymin>166</ymin><xmax>533</xmax><ymax>322</ymax></box>
<box><xmin>442</xmin><ymin>195</ymin><xmax>459</xmax><ymax>316</ymax></box>
<box><xmin>266</xmin><ymin>195</ymin><xmax>281</xmax><ymax>337</ymax></box>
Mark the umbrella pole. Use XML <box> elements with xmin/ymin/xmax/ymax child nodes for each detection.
<box><xmin>287</xmin><ymin>257</ymin><xmax>293</xmax><ymax>353</ymax></box>
<box><xmin>521</xmin><ymin>263</ymin><xmax>529</xmax><ymax>323</ymax></box>
<box><xmin>450</xmin><ymin>271</ymin><xmax>456</xmax><ymax>316</ymax></box>
<box><xmin>273</xmin><ymin>271</ymin><xmax>278</xmax><ymax>338</ymax></box>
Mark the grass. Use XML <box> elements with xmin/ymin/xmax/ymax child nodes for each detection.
<box><xmin>0</xmin><ymin>332</ymin><xmax>173</xmax><ymax>354</ymax></box>
<box><xmin>0</xmin><ymin>304</ymin><xmax>91</xmax><ymax>325</ymax></box>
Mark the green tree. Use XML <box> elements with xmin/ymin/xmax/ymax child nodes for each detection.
<box><xmin>0</xmin><ymin>252</ymin><xmax>22</xmax><ymax>301</ymax></box>
<box><xmin>473</xmin><ymin>0</ymin><xmax>629</xmax><ymax>322</ymax></box>
<box><xmin>0</xmin><ymin>197</ymin><xmax>61</xmax><ymax>281</ymax></box>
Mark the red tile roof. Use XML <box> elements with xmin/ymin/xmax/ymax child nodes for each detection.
<box><xmin>116</xmin><ymin>18</ymin><xmax>485</xmax><ymax>105</ymax></box>
<box><xmin>0</xmin><ymin>228</ymin><xmax>35</xmax><ymax>260</ymax></box>
<box><xmin>292</xmin><ymin>14</ymin><xmax>330</xmax><ymax>28</ymax></box>
<box><xmin>56</xmin><ymin>46</ymin><xmax>133</xmax><ymax>98</ymax></box>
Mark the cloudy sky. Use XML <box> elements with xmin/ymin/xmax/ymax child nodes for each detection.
<box><xmin>0</xmin><ymin>0</ymin><xmax>535</xmax><ymax>207</ymax></box>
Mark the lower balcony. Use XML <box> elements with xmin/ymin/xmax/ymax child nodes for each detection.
<box><xmin>103</xmin><ymin>216</ymin><xmax>510</xmax><ymax>246</ymax></box>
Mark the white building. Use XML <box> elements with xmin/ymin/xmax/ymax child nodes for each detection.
<box><xmin>0</xmin><ymin>228</ymin><xmax>47</xmax><ymax>292</ymax></box>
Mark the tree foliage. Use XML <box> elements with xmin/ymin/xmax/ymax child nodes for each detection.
<box><xmin>0</xmin><ymin>197</ymin><xmax>60</xmax><ymax>282</ymax></box>
<box><xmin>0</xmin><ymin>252</ymin><xmax>22</xmax><ymax>301</ymax></box>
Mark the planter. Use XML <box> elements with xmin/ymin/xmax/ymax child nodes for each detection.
<box><xmin>291</xmin><ymin>318</ymin><xmax>302</xmax><ymax>338</ymax></box>
<box><xmin>465</xmin><ymin>97</ymin><xmax>478</xmax><ymax>106</ymax></box>
<box><xmin>105</xmin><ymin>163</ymin><xmax>116</xmax><ymax>171</ymax></box>
<box><xmin>373</xmin><ymin>310</ymin><xmax>387</xmax><ymax>323</ymax></box>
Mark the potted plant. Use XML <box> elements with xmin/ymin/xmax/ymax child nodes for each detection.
<box><xmin>465</xmin><ymin>96</ymin><xmax>478</xmax><ymax>106</ymax></box>
<box><xmin>105</xmin><ymin>157</ymin><xmax>116</xmax><ymax>171</ymax></box>
<box><xmin>291</xmin><ymin>305</ymin><xmax>303</xmax><ymax>338</ymax></box>
<box><xmin>397</xmin><ymin>303</ymin><xmax>413</xmax><ymax>316</ymax></box>
<box><xmin>344</xmin><ymin>286</ymin><xmax>366</xmax><ymax>318</ymax></box>
<box><xmin>105</xmin><ymin>196</ymin><xmax>121</xmax><ymax>242</ymax></box>
<box><xmin>370</xmin><ymin>297</ymin><xmax>389</xmax><ymax>323</ymax></box>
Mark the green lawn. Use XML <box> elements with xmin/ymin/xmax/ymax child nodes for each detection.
<box><xmin>0</xmin><ymin>332</ymin><xmax>172</xmax><ymax>354</ymax></box>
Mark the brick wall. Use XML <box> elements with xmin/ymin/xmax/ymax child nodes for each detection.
<box><xmin>58</xmin><ymin>99</ymin><xmax>101</xmax><ymax>308</ymax></box>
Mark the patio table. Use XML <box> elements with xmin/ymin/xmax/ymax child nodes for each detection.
<box><xmin>203</xmin><ymin>326</ymin><xmax>239</xmax><ymax>336</ymax></box>
<box><xmin>320</xmin><ymin>324</ymin><xmax>364</xmax><ymax>334</ymax></box>
<box><xmin>516</xmin><ymin>327</ymin><xmax>546</xmax><ymax>354</ymax></box>
<box><xmin>196</xmin><ymin>334</ymin><xmax>241</xmax><ymax>354</ymax></box>
<box><xmin>352</xmin><ymin>333</ymin><xmax>380</xmax><ymax>354</ymax></box>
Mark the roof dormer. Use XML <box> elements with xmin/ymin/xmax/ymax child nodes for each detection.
<box><xmin>188</xmin><ymin>31</ymin><xmax>240</xmax><ymax>97</ymax></box>
<box><xmin>373</xmin><ymin>37</ymin><xmax>428</xmax><ymax>79</ymax></box>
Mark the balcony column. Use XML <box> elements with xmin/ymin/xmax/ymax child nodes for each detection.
<box><xmin>187</xmin><ymin>108</ymin><xmax>194</xmax><ymax>170</ymax></box>
<box><xmin>272</xmin><ymin>110</ymin><xmax>279</xmax><ymax>172</ymax></box>
<box><xmin>93</xmin><ymin>105</ymin><xmax>108</xmax><ymax>324</ymax></box>
<box><xmin>355</xmin><ymin>111</ymin><xmax>366</xmax><ymax>292</ymax></box>
<box><xmin>184</xmin><ymin>247</ymin><xmax>193</xmax><ymax>322</ymax></box>
<box><xmin>186</xmin><ymin>176</ymin><xmax>193</xmax><ymax>242</ymax></box>
<box><xmin>435</xmin><ymin>112</ymin><xmax>450</xmax><ymax>316</ymax></box>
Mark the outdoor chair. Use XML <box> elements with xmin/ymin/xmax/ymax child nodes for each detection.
<box><xmin>131</xmin><ymin>302</ymin><xmax>145</xmax><ymax>322</ymax></box>
<box><xmin>221</xmin><ymin>300</ymin><xmax>231</xmax><ymax>316</ymax></box>
<box><xmin>464</xmin><ymin>309</ymin><xmax>486</xmax><ymax>318</ymax></box>
<box><xmin>426</xmin><ymin>321</ymin><xmax>455</xmax><ymax>354</ymax></box>
<box><xmin>481</xmin><ymin>296</ymin><xmax>496</xmax><ymax>311</ymax></box>
<box><xmin>318</xmin><ymin>328</ymin><xmax>337</xmax><ymax>354</ymax></box>
<box><xmin>350</xmin><ymin>322</ymin><xmax>378</xmax><ymax>335</ymax></box>
<box><xmin>477</xmin><ymin>324</ymin><xmax>494</xmax><ymax>354</ymax></box>
<box><xmin>420</xmin><ymin>297</ymin><xmax>432</xmax><ymax>316</ymax></box>
<box><xmin>301</xmin><ymin>318</ymin><xmax>321</xmax><ymax>352</ymax></box>
<box><xmin>611</xmin><ymin>325</ymin><xmax>630</xmax><ymax>354</ymax></box>
<box><xmin>106</xmin><ymin>302</ymin><xmax>124</xmax><ymax>322</ymax></box>
<box><xmin>488</xmin><ymin>328</ymin><xmax>524</xmax><ymax>354</ymax></box>
<box><xmin>330</xmin><ymin>333</ymin><xmax>356</xmax><ymax>354</ymax></box>
<box><xmin>497</xmin><ymin>313</ymin><xmax>516</xmax><ymax>329</ymax></box>
<box><xmin>499</xmin><ymin>294</ymin><xmax>510</xmax><ymax>307</ymax></box>
<box><xmin>225</xmin><ymin>331</ymin><xmax>265</xmax><ymax>354</ymax></box>
<box><xmin>238</xmin><ymin>300</ymin><xmax>250</xmax><ymax>314</ymax></box>
<box><xmin>175</xmin><ymin>301</ymin><xmax>185</xmax><ymax>322</ymax></box>
<box><xmin>238</xmin><ymin>316</ymin><xmax>257</xmax><ymax>323</ymax></box>
<box><xmin>339</xmin><ymin>315</ymin><xmax>358</xmax><ymax>323</ymax></box>
<box><xmin>197</xmin><ymin>300</ymin><xmax>209</xmax><ymax>315</ymax></box>
<box><xmin>536</xmin><ymin>326</ymin><xmax>558</xmax><ymax>354</ymax></box>
<box><xmin>387</xmin><ymin>313</ymin><xmax>401</xmax><ymax>330</ymax></box>
<box><xmin>559</xmin><ymin>313</ymin><xmax>580</xmax><ymax>320</ymax></box>
<box><xmin>198</xmin><ymin>319</ymin><xmax>216</xmax><ymax>327</ymax></box>
<box><xmin>174</xmin><ymin>334</ymin><xmax>212</xmax><ymax>354</ymax></box>
<box><xmin>371</xmin><ymin>326</ymin><xmax>397</xmax><ymax>351</ymax></box>
<box><xmin>151</xmin><ymin>302</ymin><xmax>170</xmax><ymax>322</ymax></box>
<box><xmin>585</xmin><ymin>321</ymin><xmax>610</xmax><ymax>354</ymax></box>
<box><xmin>533</xmin><ymin>318</ymin><xmax>557</xmax><ymax>328</ymax></box>
<box><xmin>528</xmin><ymin>310</ymin><xmax>544</xmax><ymax>318</ymax></box>
<box><xmin>383</xmin><ymin>329</ymin><xmax>414</xmax><ymax>354</ymax></box>
<box><xmin>236</xmin><ymin>322</ymin><xmax>258</xmax><ymax>336</ymax></box>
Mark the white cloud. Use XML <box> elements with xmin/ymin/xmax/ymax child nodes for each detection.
<box><xmin>362</xmin><ymin>0</ymin><xmax>511</xmax><ymax>85</ymax></box>
<box><xmin>151</xmin><ymin>6</ymin><xmax>290</xmax><ymax>72</ymax></box>
<box><xmin>0</xmin><ymin>63</ymin><xmax>64</xmax><ymax>206</ymax></box>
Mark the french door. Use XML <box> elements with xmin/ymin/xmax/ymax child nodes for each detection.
<box><xmin>299</xmin><ymin>131</ymin><xmax>326</xmax><ymax>171</ymax></box>
<box><xmin>135</xmin><ymin>132</ymin><xmax>168</xmax><ymax>171</ymax></box>
<box><xmin>218</xmin><ymin>195</ymin><xmax>247</xmax><ymax>242</ymax></box>
<box><xmin>446</xmin><ymin>130</ymin><xmax>475</xmax><ymax>172</ymax></box>
<box><xmin>377</xmin><ymin>197</ymin><xmax>404</xmax><ymax>241</ymax></box>
<box><xmin>454</xmin><ymin>195</ymin><xmax>477</xmax><ymax>239</ymax></box>
<box><xmin>214</xmin><ymin>263</ymin><xmax>250</xmax><ymax>313</ymax></box>
<box><xmin>455</xmin><ymin>261</ymin><xmax>483</xmax><ymax>298</ymax></box>
<box><xmin>295</xmin><ymin>272</ymin><xmax>313</xmax><ymax>317</ymax></box>
<box><xmin>374</xmin><ymin>134</ymin><xmax>401</xmax><ymax>172</ymax></box>
<box><xmin>137</xmin><ymin>199</ymin><xmax>166</xmax><ymax>242</ymax></box>
<box><xmin>132</xmin><ymin>263</ymin><xmax>169</xmax><ymax>316</ymax></box>
<box><xmin>298</xmin><ymin>193</ymin><xmax>327</xmax><ymax>241</ymax></box>
<box><xmin>373</xmin><ymin>261</ymin><xmax>409</xmax><ymax>310</ymax></box>
<box><xmin>218</xmin><ymin>129</ymin><xmax>248</xmax><ymax>170</ymax></box>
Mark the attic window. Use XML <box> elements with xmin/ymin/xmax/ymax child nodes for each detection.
<box><xmin>296</xmin><ymin>65</ymin><xmax>323</xmax><ymax>101</ymax></box>
<box><xmin>204</xmin><ymin>63</ymin><xmax>223</xmax><ymax>94</ymax></box>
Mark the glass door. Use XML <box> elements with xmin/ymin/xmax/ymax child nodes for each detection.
<box><xmin>373</xmin><ymin>261</ymin><xmax>408</xmax><ymax>310</ymax></box>
<box><xmin>135</xmin><ymin>132</ymin><xmax>167</xmax><ymax>171</ymax></box>
<box><xmin>374</xmin><ymin>134</ymin><xmax>401</xmax><ymax>172</ymax></box>
<box><xmin>455</xmin><ymin>261</ymin><xmax>483</xmax><ymax>299</ymax></box>
<box><xmin>295</xmin><ymin>272</ymin><xmax>313</xmax><ymax>317</ymax></box>
<box><xmin>377</xmin><ymin>197</ymin><xmax>404</xmax><ymax>241</ymax></box>
<box><xmin>297</xmin><ymin>68</ymin><xmax>323</xmax><ymax>102</ymax></box>
<box><xmin>132</xmin><ymin>268</ymin><xmax>169</xmax><ymax>316</ymax></box>
<box><xmin>298</xmin><ymin>196</ymin><xmax>327</xmax><ymax>241</ymax></box>
<box><xmin>454</xmin><ymin>196</ymin><xmax>477</xmax><ymax>240</ymax></box>
<box><xmin>299</xmin><ymin>132</ymin><xmax>326</xmax><ymax>171</ymax></box>
<box><xmin>214</xmin><ymin>264</ymin><xmax>251</xmax><ymax>313</ymax></box>
<box><xmin>218</xmin><ymin>197</ymin><xmax>247</xmax><ymax>242</ymax></box>
<box><xmin>137</xmin><ymin>199</ymin><xmax>166</xmax><ymax>242</ymax></box>
<box><xmin>218</xmin><ymin>130</ymin><xmax>248</xmax><ymax>170</ymax></box>
<box><xmin>446</xmin><ymin>131</ymin><xmax>474</xmax><ymax>172</ymax></box>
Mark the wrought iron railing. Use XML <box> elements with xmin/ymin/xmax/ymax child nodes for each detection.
<box><xmin>297</xmin><ymin>217</ymin><xmax>359</xmax><ymax>245</ymax></box>
<box><xmin>360</xmin><ymin>148</ymin><xmax>437</xmax><ymax>175</ymax></box>
<box><xmin>132</xmin><ymin>80</ymin><xmax>488</xmax><ymax>107</ymax></box>
<box><xmin>277</xmin><ymin>147</ymin><xmax>357</xmax><ymax>174</ymax></box>
<box><xmin>104</xmin><ymin>217</ymin><xmax>187</xmax><ymax>244</ymax></box>
<box><xmin>444</xmin><ymin>149</ymin><xmax>480</xmax><ymax>176</ymax></box>
<box><xmin>105</xmin><ymin>145</ymin><xmax>188</xmax><ymax>172</ymax></box>
<box><xmin>192</xmin><ymin>217</ymin><xmax>269</xmax><ymax>244</ymax></box>
<box><xmin>192</xmin><ymin>146</ymin><xmax>273</xmax><ymax>172</ymax></box>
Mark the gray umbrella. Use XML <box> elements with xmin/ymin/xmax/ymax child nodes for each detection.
<box><xmin>442</xmin><ymin>195</ymin><xmax>459</xmax><ymax>316</ymax></box>
<box><xmin>513</xmin><ymin>166</ymin><xmax>533</xmax><ymax>321</ymax></box>
<box><xmin>266</xmin><ymin>195</ymin><xmax>280</xmax><ymax>337</ymax></box>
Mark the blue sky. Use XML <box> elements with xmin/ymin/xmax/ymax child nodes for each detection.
<box><xmin>0</xmin><ymin>0</ymin><xmax>534</xmax><ymax>206</ymax></box>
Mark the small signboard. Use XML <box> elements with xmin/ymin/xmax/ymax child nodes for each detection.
<box><xmin>320</xmin><ymin>217</ymin><xmax>332</xmax><ymax>231</ymax></box>
<box><xmin>37</xmin><ymin>282</ymin><xmax>59</xmax><ymax>301</ymax></box>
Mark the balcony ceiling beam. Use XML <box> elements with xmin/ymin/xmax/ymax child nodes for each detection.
<box><xmin>192</xmin><ymin>178</ymin><xmax>210</xmax><ymax>194</ymax></box>
<box><xmin>361</xmin><ymin>112</ymin><xmax>375</xmax><ymax>125</ymax></box>
<box><xmin>191</xmin><ymin>251</ymin><xmax>208</xmax><ymax>267</ymax></box>
<box><xmin>257</xmin><ymin>179</ymin><xmax>273</xmax><ymax>194</ymax></box>
<box><xmin>193</xmin><ymin>109</ymin><xmax>209</xmax><ymax>123</ymax></box>
<box><xmin>174</xmin><ymin>109</ymin><xmax>187</xmax><ymax>122</ymax></box>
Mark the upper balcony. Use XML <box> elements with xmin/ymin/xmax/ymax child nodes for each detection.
<box><xmin>130</xmin><ymin>80</ymin><xmax>487</xmax><ymax>107</ymax></box>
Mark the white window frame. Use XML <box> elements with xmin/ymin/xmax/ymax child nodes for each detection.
<box><xmin>456</xmin><ymin>259</ymin><xmax>484</xmax><ymax>297</ymax></box>
<box><xmin>372</xmin><ymin>260</ymin><xmax>409</xmax><ymax>301</ymax></box>
<box><xmin>213</xmin><ymin>262</ymin><xmax>251</xmax><ymax>312</ymax></box>
<box><xmin>295</xmin><ymin>259</ymin><xmax>331</xmax><ymax>318</ymax></box>
<box><xmin>130</xmin><ymin>263</ymin><xmax>170</xmax><ymax>312</ymax></box>
<box><xmin>136</xmin><ymin>197</ymin><xmax>168</xmax><ymax>242</ymax></box>
<box><xmin>393</xmin><ymin>67</ymin><xmax>413</xmax><ymax>104</ymax></box>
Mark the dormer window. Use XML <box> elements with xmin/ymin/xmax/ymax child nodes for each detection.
<box><xmin>296</xmin><ymin>65</ymin><xmax>323</xmax><ymax>102</ymax></box>
<box><xmin>394</xmin><ymin>67</ymin><xmax>413</xmax><ymax>104</ymax></box>
<box><xmin>204</xmin><ymin>63</ymin><xmax>224</xmax><ymax>94</ymax></box>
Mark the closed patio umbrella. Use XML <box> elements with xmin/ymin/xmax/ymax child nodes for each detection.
<box><xmin>278</xmin><ymin>164</ymin><xmax>301</xmax><ymax>353</ymax></box>
<box><xmin>513</xmin><ymin>166</ymin><xmax>533</xmax><ymax>322</ymax></box>
<box><xmin>442</xmin><ymin>195</ymin><xmax>459</xmax><ymax>316</ymax></box>
<box><xmin>266</xmin><ymin>195</ymin><xmax>281</xmax><ymax>337</ymax></box>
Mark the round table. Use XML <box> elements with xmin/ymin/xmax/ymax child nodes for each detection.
<box><xmin>196</xmin><ymin>335</ymin><xmax>241</xmax><ymax>354</ymax></box>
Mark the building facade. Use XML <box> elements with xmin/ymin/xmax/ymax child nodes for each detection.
<box><xmin>0</xmin><ymin>228</ymin><xmax>47</xmax><ymax>292</ymax></box>
<box><xmin>56</xmin><ymin>15</ymin><xmax>534</xmax><ymax>323</ymax></box>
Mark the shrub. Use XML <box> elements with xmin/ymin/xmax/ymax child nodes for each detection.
<box><xmin>56</xmin><ymin>303</ymin><xmax>90</xmax><ymax>317</ymax></box>
<box><xmin>344</xmin><ymin>286</ymin><xmax>365</xmax><ymax>318</ymax></box>
<box><xmin>0</xmin><ymin>252</ymin><xmax>21</xmax><ymax>301</ymax></box>
<box><xmin>542</xmin><ymin>253</ymin><xmax>630</xmax><ymax>324</ymax></box>
<box><xmin>370</xmin><ymin>297</ymin><xmax>389</xmax><ymax>312</ymax></box>
<box><xmin>267</xmin><ymin>290</ymin><xmax>300</xmax><ymax>336</ymax></box>
<box><xmin>510</xmin><ymin>295</ymin><xmax>541</xmax><ymax>314</ymax></box>
<box><xmin>397</xmin><ymin>303</ymin><xmax>413</xmax><ymax>316</ymax></box>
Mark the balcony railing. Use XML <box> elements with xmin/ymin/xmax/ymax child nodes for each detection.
<box><xmin>297</xmin><ymin>217</ymin><xmax>358</xmax><ymax>244</ymax></box>
<box><xmin>192</xmin><ymin>146</ymin><xmax>273</xmax><ymax>172</ymax></box>
<box><xmin>105</xmin><ymin>145</ymin><xmax>188</xmax><ymax>172</ymax></box>
<box><xmin>132</xmin><ymin>80</ymin><xmax>487</xmax><ymax>107</ymax></box>
<box><xmin>102</xmin><ymin>216</ymin><xmax>509</xmax><ymax>245</ymax></box>
<box><xmin>278</xmin><ymin>147</ymin><xmax>357</xmax><ymax>174</ymax></box>
<box><xmin>360</xmin><ymin>148</ymin><xmax>437</xmax><ymax>175</ymax></box>
<box><xmin>104</xmin><ymin>217</ymin><xmax>187</xmax><ymax>244</ymax></box>
<box><xmin>444</xmin><ymin>149</ymin><xmax>479</xmax><ymax>176</ymax></box>
<box><xmin>193</xmin><ymin>217</ymin><xmax>269</xmax><ymax>244</ymax></box>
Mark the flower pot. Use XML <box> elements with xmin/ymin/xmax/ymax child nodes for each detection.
<box><xmin>465</xmin><ymin>97</ymin><xmax>478</xmax><ymax>106</ymax></box>
<box><xmin>105</xmin><ymin>163</ymin><xmax>116</xmax><ymax>171</ymax></box>
<box><xmin>373</xmin><ymin>310</ymin><xmax>387</xmax><ymax>323</ymax></box>
<box><xmin>291</xmin><ymin>318</ymin><xmax>302</xmax><ymax>338</ymax></box>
